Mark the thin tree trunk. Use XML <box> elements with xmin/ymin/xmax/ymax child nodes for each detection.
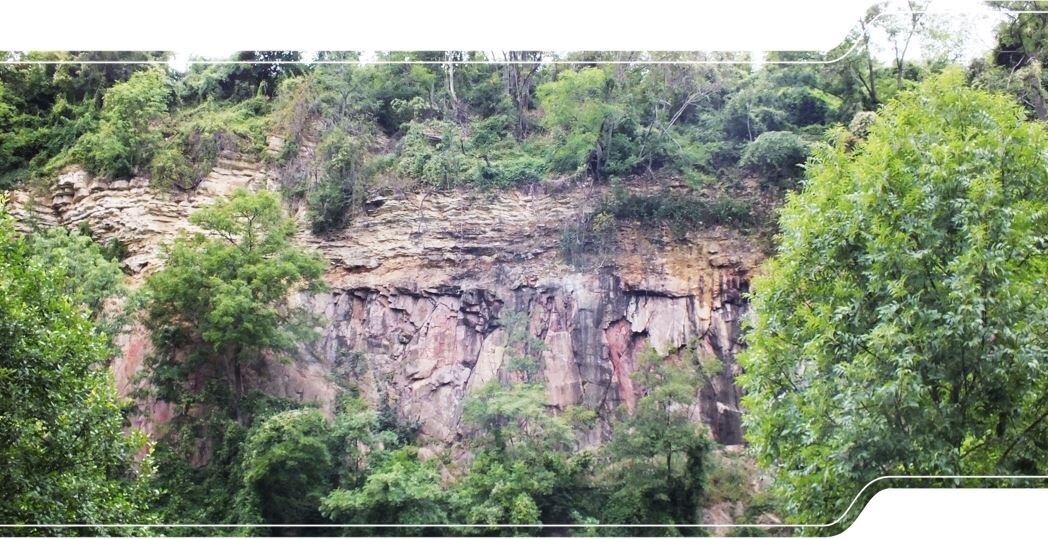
<box><xmin>1023</xmin><ymin>60</ymin><xmax>1048</xmax><ymax>120</ymax></box>
<box><xmin>230</xmin><ymin>344</ymin><xmax>244</xmax><ymax>424</ymax></box>
<box><xmin>860</xmin><ymin>18</ymin><xmax>879</xmax><ymax>106</ymax></box>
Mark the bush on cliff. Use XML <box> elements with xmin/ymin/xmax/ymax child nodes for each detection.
<box><xmin>738</xmin><ymin>130</ymin><xmax>809</xmax><ymax>182</ymax></box>
<box><xmin>71</xmin><ymin>69</ymin><xmax>171</xmax><ymax>179</ymax></box>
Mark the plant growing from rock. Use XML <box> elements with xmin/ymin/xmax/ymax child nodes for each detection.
<box><xmin>142</xmin><ymin>188</ymin><xmax>326</xmax><ymax>422</ymax></box>
<box><xmin>598</xmin><ymin>345</ymin><xmax>712</xmax><ymax>531</ymax></box>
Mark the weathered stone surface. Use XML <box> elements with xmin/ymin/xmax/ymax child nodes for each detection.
<box><xmin>6</xmin><ymin>160</ymin><xmax>764</xmax><ymax>446</ymax></box>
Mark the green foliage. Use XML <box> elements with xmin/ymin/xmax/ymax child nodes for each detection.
<box><xmin>0</xmin><ymin>198</ymin><xmax>154</xmax><ymax>530</ymax></box>
<box><xmin>0</xmin><ymin>52</ymin><xmax>166</xmax><ymax>182</ymax></box>
<box><xmin>475</xmin><ymin>152</ymin><xmax>548</xmax><ymax>189</ymax></box>
<box><xmin>991</xmin><ymin>4</ymin><xmax>1048</xmax><ymax>72</ymax></box>
<box><xmin>147</xmin><ymin>143</ymin><xmax>197</xmax><ymax>189</ymax></box>
<box><xmin>0</xmin><ymin>89</ymin><xmax>97</xmax><ymax>183</ymax></box>
<box><xmin>598</xmin><ymin>345</ymin><xmax>711</xmax><ymax>532</ymax></box>
<box><xmin>719</xmin><ymin>82</ymin><xmax>790</xmax><ymax>142</ymax></box>
<box><xmin>388</xmin><ymin>116</ymin><xmax>546</xmax><ymax>191</ymax></box>
<box><xmin>141</xmin><ymin>190</ymin><xmax>332</xmax><ymax>529</ymax></box>
<box><xmin>537</xmin><ymin>67</ymin><xmax>636</xmax><ymax>178</ymax></box>
<box><xmin>776</xmin><ymin>86</ymin><xmax>841</xmax><ymax>127</ymax></box>
<box><xmin>500</xmin><ymin>309</ymin><xmax>546</xmax><ymax>377</ymax></box>
<box><xmin>71</xmin><ymin>69</ymin><xmax>172</xmax><ymax>179</ymax></box>
<box><xmin>969</xmin><ymin>52</ymin><xmax>1048</xmax><ymax>122</ymax></box>
<box><xmin>307</xmin><ymin>130</ymin><xmax>368</xmax><ymax>234</ymax></box>
<box><xmin>180</xmin><ymin>51</ymin><xmax>306</xmax><ymax>103</ymax></box>
<box><xmin>148</xmin><ymin>400</ymin><xmax>270</xmax><ymax>530</ymax></box>
<box><xmin>739</xmin><ymin>71</ymin><xmax>1048</xmax><ymax>526</ymax></box>
<box><xmin>0</xmin><ymin>52</ymin><xmax>139</xmax><ymax>110</ymax></box>
<box><xmin>394</xmin><ymin>119</ymin><xmax>477</xmax><ymax>189</ymax></box>
<box><xmin>237</xmin><ymin>409</ymin><xmax>335</xmax><ymax>525</ymax></box>
<box><xmin>719</xmin><ymin>65</ymin><xmax>847</xmax><ymax>151</ymax></box>
<box><xmin>452</xmin><ymin>454</ymin><xmax>542</xmax><ymax>532</ymax></box>
<box><xmin>461</xmin><ymin>381</ymin><xmax>572</xmax><ymax>457</ymax></box>
<box><xmin>453</xmin><ymin>312</ymin><xmax>596</xmax><ymax>531</ymax></box>
<box><xmin>151</xmin><ymin>97</ymin><xmax>271</xmax><ymax>190</ymax></box>
<box><xmin>328</xmin><ymin>394</ymin><xmax>398</xmax><ymax>484</ymax></box>
<box><xmin>704</xmin><ymin>451</ymin><xmax>754</xmax><ymax>507</ymax></box>
<box><xmin>607</xmin><ymin>188</ymin><xmax>755</xmax><ymax>236</ymax></box>
<box><xmin>559</xmin><ymin>178</ymin><xmax>757</xmax><ymax>268</ymax></box>
<box><xmin>142</xmin><ymin>188</ymin><xmax>326</xmax><ymax>420</ymax></box>
<box><xmin>321</xmin><ymin>446</ymin><xmax>448</xmax><ymax>532</ymax></box>
<box><xmin>362</xmin><ymin>59</ymin><xmax>442</xmax><ymax>134</ymax></box>
<box><xmin>451</xmin><ymin>448</ymin><xmax>596</xmax><ymax>534</ymax></box>
<box><xmin>24</xmin><ymin>226</ymin><xmax>125</xmax><ymax>315</ymax></box>
<box><xmin>738</xmin><ymin>130</ymin><xmax>809</xmax><ymax>182</ymax></box>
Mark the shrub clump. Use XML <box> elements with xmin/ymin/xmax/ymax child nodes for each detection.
<box><xmin>307</xmin><ymin>130</ymin><xmax>368</xmax><ymax>235</ymax></box>
<box><xmin>738</xmin><ymin>130</ymin><xmax>809</xmax><ymax>181</ymax></box>
<box><xmin>151</xmin><ymin>98</ymin><xmax>271</xmax><ymax>190</ymax></box>
<box><xmin>70</xmin><ymin>69</ymin><xmax>171</xmax><ymax>179</ymax></box>
<box><xmin>607</xmin><ymin>189</ymin><xmax>754</xmax><ymax>235</ymax></box>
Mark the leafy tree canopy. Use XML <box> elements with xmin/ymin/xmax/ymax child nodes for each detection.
<box><xmin>598</xmin><ymin>345</ymin><xmax>712</xmax><ymax>533</ymax></box>
<box><xmin>321</xmin><ymin>446</ymin><xmax>448</xmax><ymax>532</ymax></box>
<box><xmin>142</xmin><ymin>188</ymin><xmax>326</xmax><ymax>418</ymax></box>
<box><xmin>236</xmin><ymin>408</ymin><xmax>335</xmax><ymax>525</ymax></box>
<box><xmin>739</xmin><ymin>69</ymin><xmax>1048</xmax><ymax>524</ymax></box>
<box><xmin>0</xmin><ymin>196</ymin><xmax>154</xmax><ymax>530</ymax></box>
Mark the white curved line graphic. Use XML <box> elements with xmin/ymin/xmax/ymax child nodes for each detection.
<box><xmin>3</xmin><ymin>9</ymin><xmax>1045</xmax><ymax>66</ymax></box>
<box><xmin>1</xmin><ymin>475</ymin><xmax>1045</xmax><ymax>529</ymax></box>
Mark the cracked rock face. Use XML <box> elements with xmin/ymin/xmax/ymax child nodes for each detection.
<box><xmin>7</xmin><ymin>160</ymin><xmax>764</xmax><ymax>446</ymax></box>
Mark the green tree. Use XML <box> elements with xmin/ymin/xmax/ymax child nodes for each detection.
<box><xmin>24</xmin><ymin>226</ymin><xmax>125</xmax><ymax>315</ymax></box>
<box><xmin>460</xmin><ymin>380</ymin><xmax>572</xmax><ymax>458</ymax></box>
<box><xmin>459</xmin><ymin>310</ymin><xmax>570</xmax><ymax>458</ymax></box>
<box><xmin>307</xmin><ymin>130</ymin><xmax>368</xmax><ymax>235</ymax></box>
<box><xmin>0</xmin><ymin>52</ymin><xmax>165</xmax><ymax>183</ymax></box>
<box><xmin>394</xmin><ymin>119</ymin><xmax>478</xmax><ymax>189</ymax></box>
<box><xmin>180</xmin><ymin>51</ymin><xmax>305</xmax><ymax>102</ymax></box>
<box><xmin>72</xmin><ymin>69</ymin><xmax>171</xmax><ymax>179</ymax></box>
<box><xmin>142</xmin><ymin>188</ymin><xmax>326</xmax><ymax>422</ymax></box>
<box><xmin>739</xmin><ymin>71</ymin><xmax>1048</xmax><ymax>525</ymax></box>
<box><xmin>451</xmin><ymin>310</ymin><xmax>594</xmax><ymax>532</ymax></box>
<box><xmin>537</xmin><ymin>67</ymin><xmax>633</xmax><ymax>179</ymax></box>
<box><xmin>738</xmin><ymin>130</ymin><xmax>810</xmax><ymax>183</ymax></box>
<box><xmin>0</xmin><ymin>196</ymin><xmax>154</xmax><ymax>530</ymax></box>
<box><xmin>450</xmin><ymin>447</ymin><xmax>595</xmax><ymax>535</ymax></box>
<box><xmin>321</xmin><ymin>446</ymin><xmax>448</xmax><ymax>533</ymax></box>
<box><xmin>599</xmin><ymin>345</ymin><xmax>711</xmax><ymax>533</ymax></box>
<box><xmin>992</xmin><ymin>2</ymin><xmax>1048</xmax><ymax>66</ymax></box>
<box><xmin>975</xmin><ymin>3</ymin><xmax>1048</xmax><ymax>120</ymax></box>
<box><xmin>236</xmin><ymin>408</ymin><xmax>335</xmax><ymax>525</ymax></box>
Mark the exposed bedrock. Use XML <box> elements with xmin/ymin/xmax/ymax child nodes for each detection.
<box><xmin>292</xmin><ymin>270</ymin><xmax>751</xmax><ymax>446</ymax></box>
<box><xmin>7</xmin><ymin>162</ymin><xmax>764</xmax><ymax>447</ymax></box>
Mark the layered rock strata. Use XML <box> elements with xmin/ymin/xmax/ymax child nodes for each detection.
<box><xmin>7</xmin><ymin>159</ymin><xmax>763</xmax><ymax>446</ymax></box>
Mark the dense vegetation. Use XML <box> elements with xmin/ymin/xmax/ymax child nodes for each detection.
<box><xmin>739</xmin><ymin>70</ymin><xmax>1048</xmax><ymax>530</ymax></box>
<box><xmin>1</xmin><ymin>48</ymin><xmax>853</xmax><ymax>243</ymax></box>
<box><xmin>1</xmin><ymin>3</ymin><xmax>1047</xmax><ymax>536</ymax></box>
<box><xmin>0</xmin><ymin>198</ymin><xmax>154</xmax><ymax>532</ymax></box>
